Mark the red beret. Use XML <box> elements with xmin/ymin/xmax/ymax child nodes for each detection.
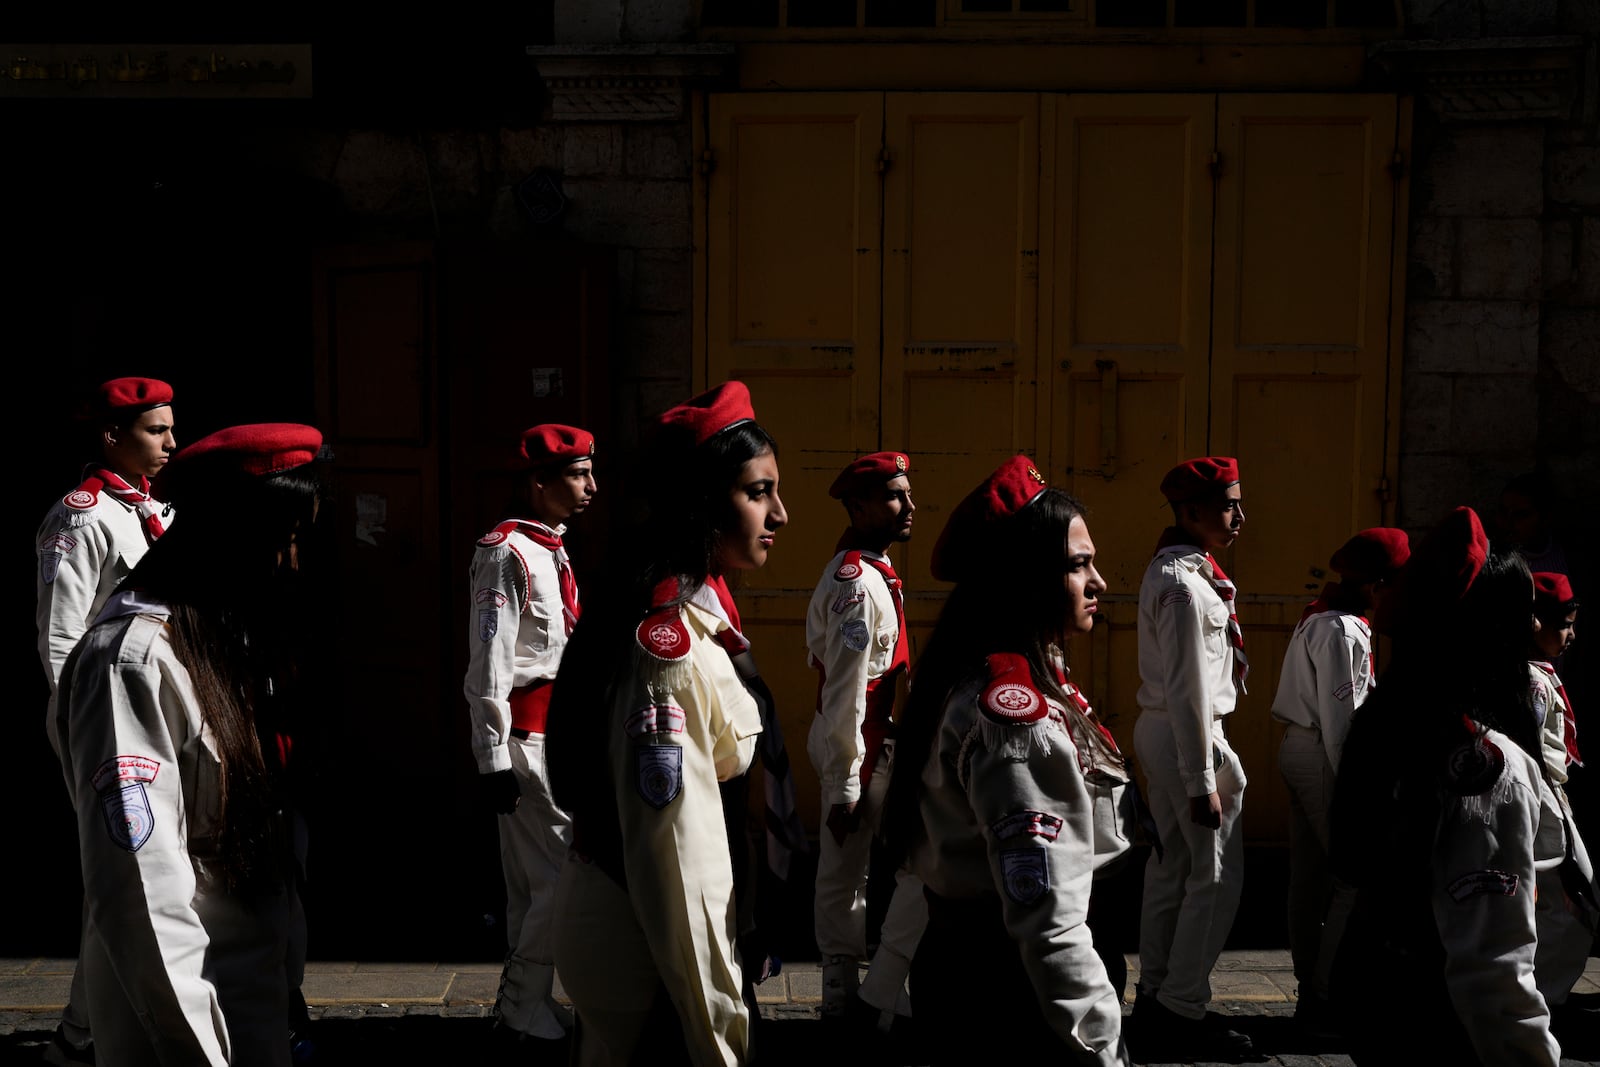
<box><xmin>519</xmin><ymin>424</ymin><xmax>595</xmax><ymax>467</ymax></box>
<box><xmin>1534</xmin><ymin>572</ymin><xmax>1577</xmax><ymax>611</ymax></box>
<box><xmin>829</xmin><ymin>452</ymin><xmax>910</xmax><ymax>499</ymax></box>
<box><xmin>169</xmin><ymin>423</ymin><xmax>324</xmax><ymax>481</ymax></box>
<box><xmin>1408</xmin><ymin>506</ymin><xmax>1489</xmax><ymax>603</ymax></box>
<box><xmin>92</xmin><ymin>377</ymin><xmax>173</xmax><ymax>418</ymax></box>
<box><xmin>657</xmin><ymin>380</ymin><xmax>756</xmax><ymax>448</ymax></box>
<box><xmin>1330</xmin><ymin>527</ymin><xmax>1411</xmax><ymax>583</ymax></box>
<box><xmin>1160</xmin><ymin>456</ymin><xmax>1240</xmax><ymax>503</ymax></box>
<box><xmin>930</xmin><ymin>455</ymin><xmax>1049</xmax><ymax>582</ymax></box>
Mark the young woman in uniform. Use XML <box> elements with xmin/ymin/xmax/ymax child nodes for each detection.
<box><xmin>546</xmin><ymin>380</ymin><xmax>787</xmax><ymax>1067</ymax></box>
<box><xmin>54</xmin><ymin>423</ymin><xmax>327</xmax><ymax>1067</ymax></box>
<box><xmin>880</xmin><ymin>455</ymin><xmax>1135</xmax><ymax>1066</ymax></box>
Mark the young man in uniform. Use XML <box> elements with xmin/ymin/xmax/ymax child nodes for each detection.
<box><xmin>1130</xmin><ymin>456</ymin><xmax>1253</xmax><ymax>1061</ymax></box>
<box><xmin>805</xmin><ymin>451</ymin><xmax>928</xmax><ymax>1033</ymax></box>
<box><xmin>35</xmin><ymin>376</ymin><xmax>176</xmax><ymax>1067</ymax></box>
<box><xmin>464</xmin><ymin>424</ymin><xmax>596</xmax><ymax>1053</ymax></box>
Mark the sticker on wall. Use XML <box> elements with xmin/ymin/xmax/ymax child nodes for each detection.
<box><xmin>355</xmin><ymin>493</ymin><xmax>388</xmax><ymax>547</ymax></box>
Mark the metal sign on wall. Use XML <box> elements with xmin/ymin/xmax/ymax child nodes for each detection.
<box><xmin>0</xmin><ymin>43</ymin><xmax>312</xmax><ymax>98</ymax></box>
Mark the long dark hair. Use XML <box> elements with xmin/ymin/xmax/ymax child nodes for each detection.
<box><xmin>123</xmin><ymin>466</ymin><xmax>326</xmax><ymax>890</ymax></box>
<box><xmin>546</xmin><ymin>420</ymin><xmax>778</xmax><ymax>815</ymax></box>
<box><xmin>881</xmin><ymin>488</ymin><xmax>1087</xmax><ymax>868</ymax></box>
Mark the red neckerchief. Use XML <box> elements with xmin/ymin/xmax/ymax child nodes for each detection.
<box><xmin>1050</xmin><ymin>662</ymin><xmax>1119</xmax><ymax>752</ymax></box>
<box><xmin>1154</xmin><ymin>526</ymin><xmax>1248</xmax><ymax>694</ymax></box>
<box><xmin>90</xmin><ymin>468</ymin><xmax>166</xmax><ymax>546</ymax></box>
<box><xmin>514</xmin><ymin>520</ymin><xmax>580</xmax><ymax>635</ymax></box>
<box><xmin>703</xmin><ymin>574</ymin><xmax>751</xmax><ymax>657</ymax></box>
<box><xmin>859</xmin><ymin>554</ymin><xmax>909</xmax><ymax>679</ymax></box>
<box><xmin>1533</xmin><ymin>659</ymin><xmax>1583</xmax><ymax>767</ymax></box>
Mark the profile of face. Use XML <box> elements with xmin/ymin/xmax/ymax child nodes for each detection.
<box><xmin>1183</xmin><ymin>483</ymin><xmax>1245</xmax><ymax>553</ymax></box>
<box><xmin>103</xmin><ymin>405</ymin><xmax>176</xmax><ymax>479</ymax></box>
<box><xmin>1534</xmin><ymin>608</ymin><xmax>1578</xmax><ymax>662</ymax></box>
<box><xmin>847</xmin><ymin>474</ymin><xmax>915</xmax><ymax>545</ymax></box>
<box><xmin>532</xmin><ymin>459</ymin><xmax>597</xmax><ymax>524</ymax></box>
<box><xmin>1063</xmin><ymin>514</ymin><xmax>1107</xmax><ymax>635</ymax></box>
<box><xmin>714</xmin><ymin>450</ymin><xmax>787</xmax><ymax>573</ymax></box>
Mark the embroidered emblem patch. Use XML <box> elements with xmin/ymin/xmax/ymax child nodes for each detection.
<box><xmin>895</xmin><ymin>454</ymin><xmax>907</xmax><ymax>472</ymax></box>
<box><xmin>1448</xmin><ymin>869</ymin><xmax>1519</xmax><ymax>903</ymax></box>
<box><xmin>475</xmin><ymin>588</ymin><xmax>508</xmax><ymax>607</ymax></box>
<box><xmin>636</xmin><ymin>745</ymin><xmax>683</xmax><ymax>809</ymax></box>
<box><xmin>832</xmin><ymin>590</ymin><xmax>865</xmax><ymax>615</ymax></box>
<box><xmin>841</xmin><ymin>619</ymin><xmax>870</xmax><ymax>652</ymax></box>
<box><xmin>1001</xmin><ymin>849</ymin><xmax>1050</xmax><ymax>904</ymax></box>
<box><xmin>478</xmin><ymin>529</ymin><xmax>509</xmax><ymax>547</ymax></box>
<box><xmin>637</xmin><ymin>612</ymin><xmax>691</xmax><ymax>661</ymax></box>
<box><xmin>984</xmin><ymin>682</ymin><xmax>1043</xmax><ymax>722</ymax></box>
<box><xmin>40</xmin><ymin>532</ymin><xmax>76</xmax><ymax>584</ymax></box>
<box><xmin>1026</xmin><ymin>465</ymin><xmax>1045</xmax><ymax>485</ymax></box>
<box><xmin>101</xmin><ymin>784</ymin><xmax>154</xmax><ymax>852</ymax></box>
<box><xmin>1446</xmin><ymin>735</ymin><xmax>1505</xmax><ymax>795</ymax></box>
<box><xmin>877</xmin><ymin>631</ymin><xmax>892</xmax><ymax>650</ymax></box>
<box><xmin>1334</xmin><ymin>680</ymin><xmax>1355</xmax><ymax>701</ymax></box>
<box><xmin>626</xmin><ymin>703</ymin><xmax>686</xmax><ymax>738</ymax></box>
<box><xmin>836</xmin><ymin>561</ymin><xmax>863</xmax><ymax>582</ymax></box>
<box><xmin>478</xmin><ymin>609</ymin><xmax>499</xmax><ymax>642</ymax></box>
<box><xmin>1160</xmin><ymin>587</ymin><xmax>1194</xmax><ymax>607</ymax></box>
<box><xmin>65</xmin><ymin>489</ymin><xmax>96</xmax><ymax>510</ymax></box>
<box><xmin>991</xmin><ymin>810</ymin><xmax>1064</xmax><ymax>842</ymax></box>
<box><xmin>91</xmin><ymin>755</ymin><xmax>160</xmax><ymax>792</ymax></box>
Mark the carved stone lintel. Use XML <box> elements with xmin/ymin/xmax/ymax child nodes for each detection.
<box><xmin>1370</xmin><ymin>36</ymin><xmax>1589</xmax><ymax>124</ymax></box>
<box><xmin>526</xmin><ymin>44</ymin><xmax>737</xmax><ymax>122</ymax></box>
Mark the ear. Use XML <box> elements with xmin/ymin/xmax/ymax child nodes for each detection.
<box><xmin>102</xmin><ymin>426</ymin><xmax>119</xmax><ymax>450</ymax></box>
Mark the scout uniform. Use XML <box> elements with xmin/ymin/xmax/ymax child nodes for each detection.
<box><xmin>805</xmin><ymin>451</ymin><xmax>927</xmax><ymax>1022</ymax></box>
<box><xmin>1270</xmin><ymin>527</ymin><xmax>1407</xmax><ymax>1010</ymax></box>
<box><xmin>1132</xmin><ymin>457</ymin><xmax>1249</xmax><ymax>1027</ymax></box>
<box><xmin>553</xmin><ymin>382</ymin><xmax>766</xmax><ymax>1067</ymax></box>
<box><xmin>909</xmin><ymin>456</ymin><xmax>1134</xmax><ymax>1065</ymax></box>
<box><xmin>464</xmin><ymin>423</ymin><xmax>594</xmax><ymax>1042</ymax></box>
<box><xmin>54</xmin><ymin>423</ymin><xmax>322</xmax><ymax>1067</ymax></box>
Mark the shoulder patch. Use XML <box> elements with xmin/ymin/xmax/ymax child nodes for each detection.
<box><xmin>637</xmin><ymin>607</ymin><xmax>691</xmax><ymax>662</ymax></box>
<box><xmin>636</xmin><ymin>745</ymin><xmax>684</xmax><ymax>809</ymax></box>
<box><xmin>981</xmin><ymin>653</ymin><xmax>1047</xmax><ymax>725</ymax></box>
<box><xmin>835</xmin><ymin>551</ymin><xmax>865</xmax><ymax>583</ymax></box>
<box><xmin>477</xmin><ymin>520</ymin><xmax>521</xmax><ymax>548</ymax></box>
<box><xmin>1000</xmin><ymin>848</ymin><xmax>1051</xmax><ymax>905</ymax></box>
<box><xmin>625</xmin><ymin>702</ymin><xmax>686</xmax><ymax>738</ymax></box>
<box><xmin>1448</xmin><ymin>869</ymin><xmax>1519</xmax><ymax>903</ymax></box>
<box><xmin>1159</xmin><ymin>587</ymin><xmax>1194</xmax><ymax>607</ymax></box>
<box><xmin>1333</xmin><ymin>680</ymin><xmax>1355</xmax><ymax>701</ymax></box>
<box><xmin>840</xmin><ymin>619</ymin><xmax>870</xmax><ymax>652</ymax></box>
<box><xmin>831</xmin><ymin>589</ymin><xmax>866</xmax><ymax>615</ymax></box>
<box><xmin>91</xmin><ymin>755</ymin><xmax>161</xmax><ymax>853</ymax></box>
<box><xmin>1444</xmin><ymin>734</ymin><xmax>1506</xmax><ymax>796</ymax></box>
<box><xmin>991</xmin><ymin>810</ymin><xmax>1064</xmax><ymax>842</ymax></box>
<box><xmin>64</xmin><ymin>487</ymin><xmax>99</xmax><ymax>511</ymax></box>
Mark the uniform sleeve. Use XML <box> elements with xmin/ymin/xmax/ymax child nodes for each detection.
<box><xmin>808</xmin><ymin>575</ymin><xmax>877</xmax><ymax>806</ymax></box>
<box><xmin>1530</xmin><ymin>670</ymin><xmax>1570</xmax><ymax>786</ymax></box>
<box><xmin>616</xmin><ymin>644</ymin><xmax>760</xmax><ymax>1067</ymax></box>
<box><xmin>463</xmin><ymin>547</ymin><xmax>525</xmax><ymax>774</ymax></box>
<box><xmin>1154</xmin><ymin>578</ymin><xmax>1217</xmax><ymax>797</ymax></box>
<box><xmin>37</xmin><ymin>511</ymin><xmax>112</xmax><ymax>697</ymax></box>
<box><xmin>62</xmin><ymin>653</ymin><xmax>230</xmax><ymax>1066</ymax></box>
<box><xmin>1432</xmin><ymin>775</ymin><xmax>1560</xmax><ymax>1067</ymax></box>
<box><xmin>966</xmin><ymin>719</ymin><xmax>1129</xmax><ymax>1065</ymax></box>
<box><xmin>1308</xmin><ymin>619</ymin><xmax>1370</xmax><ymax>773</ymax></box>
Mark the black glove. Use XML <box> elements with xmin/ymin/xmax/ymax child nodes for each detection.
<box><xmin>480</xmin><ymin>769</ymin><xmax>521</xmax><ymax>814</ymax></box>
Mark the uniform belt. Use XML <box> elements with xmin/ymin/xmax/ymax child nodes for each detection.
<box><xmin>509</xmin><ymin>678</ymin><xmax>555</xmax><ymax>735</ymax></box>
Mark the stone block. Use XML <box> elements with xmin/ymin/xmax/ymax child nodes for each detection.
<box><xmin>1544</xmin><ymin>218</ymin><xmax>1574</xmax><ymax>298</ymax></box>
<box><xmin>1400</xmin><ymin>370</ymin><xmax>1452</xmax><ymax>454</ymax></box>
<box><xmin>332</xmin><ymin>130</ymin><xmax>433</xmax><ymax>220</ymax></box>
<box><xmin>1416</xmin><ymin>127</ymin><xmax>1543</xmax><ymax>217</ymax></box>
<box><xmin>1481</xmin><ymin>0</ymin><xmax>1560</xmax><ymax>35</ymax></box>
<box><xmin>1406</xmin><ymin>299</ymin><xmax>1540</xmax><ymax>375</ymax></box>
<box><xmin>1543</xmin><ymin>308</ymin><xmax>1600</xmax><ymax>394</ymax></box>
<box><xmin>624</xmin><ymin>0</ymin><xmax>697</xmax><ymax>41</ymax></box>
<box><xmin>624</xmin><ymin>311</ymin><xmax>693</xmax><ymax>377</ymax></box>
<box><xmin>1407</xmin><ymin>215</ymin><xmax>1456</xmax><ymax>299</ymax></box>
<box><xmin>1450</xmin><ymin>374</ymin><xmax>1538</xmax><ymax>454</ymax></box>
<box><xmin>497</xmin><ymin>126</ymin><xmax>566</xmax><ymax>178</ymax></box>
<box><xmin>1578</xmin><ymin>218</ymin><xmax>1600</xmax><ymax>306</ymax></box>
<box><xmin>1457</xmin><ymin>218</ymin><xmax>1541</xmax><ymax>300</ymax></box>
<box><xmin>1549</xmin><ymin>145</ymin><xmax>1600</xmax><ymax>210</ymax></box>
<box><xmin>561</xmin><ymin>177</ymin><xmax>692</xmax><ymax>249</ymax></box>
<box><xmin>563</xmin><ymin>126</ymin><xmax>624</xmax><ymax>179</ymax></box>
<box><xmin>634</xmin><ymin>249</ymin><xmax>692</xmax><ymax>312</ymax></box>
<box><xmin>422</xmin><ymin>130</ymin><xmax>483</xmax><ymax>201</ymax></box>
<box><xmin>556</xmin><ymin>0</ymin><xmax>623</xmax><ymax>43</ymax></box>
<box><xmin>1404</xmin><ymin>0</ymin><xmax>1484</xmax><ymax>39</ymax></box>
<box><xmin>1396</xmin><ymin>453</ymin><xmax>1475</xmax><ymax>528</ymax></box>
<box><xmin>625</xmin><ymin>126</ymin><xmax>691</xmax><ymax>179</ymax></box>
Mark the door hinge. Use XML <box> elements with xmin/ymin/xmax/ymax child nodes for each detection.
<box><xmin>876</xmin><ymin>146</ymin><xmax>893</xmax><ymax>174</ymax></box>
<box><xmin>1387</xmin><ymin>150</ymin><xmax>1406</xmax><ymax>180</ymax></box>
<box><xmin>1208</xmin><ymin>150</ymin><xmax>1223</xmax><ymax>179</ymax></box>
<box><xmin>698</xmin><ymin>148</ymin><xmax>716</xmax><ymax>179</ymax></box>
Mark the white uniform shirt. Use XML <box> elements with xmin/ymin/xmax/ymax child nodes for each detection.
<box><xmin>611</xmin><ymin>598</ymin><xmax>763</xmax><ymax>1066</ymax></box>
<box><xmin>36</xmin><ymin>484</ymin><xmax>172</xmax><ymax>698</ymax></box>
<box><xmin>464</xmin><ymin>521</ymin><xmax>572</xmax><ymax>774</ymax></box>
<box><xmin>1529</xmin><ymin>663</ymin><xmax>1573</xmax><ymax>786</ymax></box>
<box><xmin>1135</xmin><ymin>549</ymin><xmax>1240</xmax><ymax>796</ymax></box>
<box><xmin>56</xmin><ymin>593</ymin><xmax>292</xmax><ymax>1067</ymax></box>
<box><xmin>1269</xmin><ymin>610</ymin><xmax>1373</xmax><ymax>772</ymax></box>
<box><xmin>911</xmin><ymin>663</ymin><xmax>1132</xmax><ymax>1064</ymax></box>
<box><xmin>805</xmin><ymin>549</ymin><xmax>900</xmax><ymax>806</ymax></box>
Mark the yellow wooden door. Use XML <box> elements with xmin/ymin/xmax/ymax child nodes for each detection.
<box><xmin>705</xmin><ymin>92</ymin><xmax>886</xmax><ymax>821</ymax></box>
<box><xmin>1041</xmin><ymin>94</ymin><xmax>1217</xmax><ymax>756</ymax></box>
<box><xmin>1210</xmin><ymin>94</ymin><xmax>1403</xmax><ymax>842</ymax></box>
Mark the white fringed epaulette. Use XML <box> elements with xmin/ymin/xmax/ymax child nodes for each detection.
<box><xmin>634</xmin><ymin>604</ymin><xmax>693</xmax><ymax>695</ymax></box>
<box><xmin>1444</xmin><ymin>727</ymin><xmax>1515</xmax><ymax>823</ymax></box>
<box><xmin>958</xmin><ymin>654</ymin><xmax>1067</xmax><ymax>786</ymax></box>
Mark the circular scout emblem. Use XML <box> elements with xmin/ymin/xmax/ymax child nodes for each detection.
<box><xmin>637</xmin><ymin>613</ymin><xmax>690</xmax><ymax>660</ymax></box>
<box><xmin>836</xmin><ymin>561</ymin><xmax>863</xmax><ymax>581</ymax></box>
<box><xmin>65</xmin><ymin>490</ymin><xmax>96</xmax><ymax>510</ymax></box>
<box><xmin>1446</xmin><ymin>735</ymin><xmax>1505</xmax><ymax>795</ymax></box>
<box><xmin>478</xmin><ymin>529</ymin><xmax>509</xmax><ymax>547</ymax></box>
<box><xmin>986</xmin><ymin>682</ymin><xmax>1042</xmax><ymax>721</ymax></box>
<box><xmin>894</xmin><ymin>454</ymin><xmax>907</xmax><ymax>472</ymax></box>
